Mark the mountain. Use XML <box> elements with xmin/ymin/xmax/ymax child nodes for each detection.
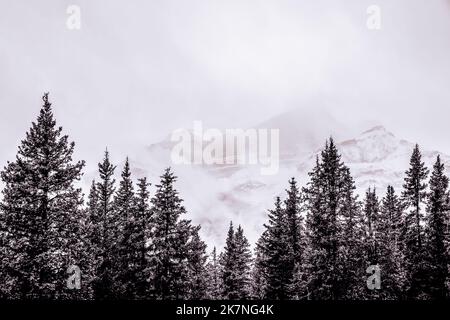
<box><xmin>334</xmin><ymin>125</ymin><xmax>450</xmax><ymax>192</ymax></box>
<box><xmin>82</xmin><ymin>110</ymin><xmax>450</xmax><ymax>250</ymax></box>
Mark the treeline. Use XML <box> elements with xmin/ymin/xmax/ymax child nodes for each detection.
<box><xmin>0</xmin><ymin>94</ymin><xmax>449</xmax><ymax>300</ymax></box>
<box><xmin>254</xmin><ymin>141</ymin><xmax>449</xmax><ymax>300</ymax></box>
<box><xmin>0</xmin><ymin>94</ymin><xmax>211</xmax><ymax>300</ymax></box>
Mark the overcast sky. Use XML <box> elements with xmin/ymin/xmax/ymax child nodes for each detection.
<box><xmin>1</xmin><ymin>0</ymin><xmax>450</xmax><ymax>169</ymax></box>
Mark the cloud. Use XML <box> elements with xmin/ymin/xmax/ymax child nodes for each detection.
<box><xmin>0</xmin><ymin>0</ymin><xmax>449</xmax><ymax>171</ymax></box>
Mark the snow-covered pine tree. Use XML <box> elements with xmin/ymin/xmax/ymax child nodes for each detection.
<box><xmin>291</xmin><ymin>157</ymin><xmax>321</xmax><ymax>300</ymax></box>
<box><xmin>221</xmin><ymin>222</ymin><xmax>237</xmax><ymax>299</ymax></box>
<box><xmin>364</xmin><ymin>188</ymin><xmax>380</xmax><ymax>266</ymax></box>
<box><xmin>169</xmin><ymin>219</ymin><xmax>193</xmax><ymax>299</ymax></box>
<box><xmin>302</xmin><ymin>138</ymin><xmax>359</xmax><ymax>300</ymax></box>
<box><xmin>401</xmin><ymin>144</ymin><xmax>429</xmax><ymax>299</ymax></box>
<box><xmin>205</xmin><ymin>247</ymin><xmax>223</xmax><ymax>299</ymax></box>
<box><xmin>377</xmin><ymin>185</ymin><xmax>406</xmax><ymax>299</ymax></box>
<box><xmin>134</xmin><ymin>177</ymin><xmax>152</xmax><ymax>299</ymax></box>
<box><xmin>301</xmin><ymin>156</ymin><xmax>323</xmax><ymax>300</ymax></box>
<box><xmin>251</xmin><ymin>238</ymin><xmax>268</xmax><ymax>300</ymax></box>
<box><xmin>338</xmin><ymin>166</ymin><xmax>366</xmax><ymax>300</ymax></box>
<box><xmin>0</xmin><ymin>93</ymin><xmax>86</xmax><ymax>299</ymax></box>
<box><xmin>425</xmin><ymin>155</ymin><xmax>449</xmax><ymax>299</ymax></box>
<box><xmin>148</xmin><ymin>168</ymin><xmax>192</xmax><ymax>299</ymax></box>
<box><xmin>114</xmin><ymin>158</ymin><xmax>146</xmax><ymax>299</ymax></box>
<box><xmin>259</xmin><ymin>197</ymin><xmax>293</xmax><ymax>299</ymax></box>
<box><xmin>84</xmin><ymin>180</ymin><xmax>100</xmax><ymax>297</ymax></box>
<box><xmin>233</xmin><ymin>225</ymin><xmax>253</xmax><ymax>299</ymax></box>
<box><xmin>187</xmin><ymin>225</ymin><xmax>208</xmax><ymax>299</ymax></box>
<box><xmin>220</xmin><ymin>222</ymin><xmax>252</xmax><ymax>299</ymax></box>
<box><xmin>284</xmin><ymin>178</ymin><xmax>303</xmax><ymax>265</ymax></box>
<box><xmin>91</xmin><ymin>149</ymin><xmax>117</xmax><ymax>299</ymax></box>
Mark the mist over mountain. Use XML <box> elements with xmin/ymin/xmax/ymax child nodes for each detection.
<box><xmin>81</xmin><ymin>108</ymin><xmax>449</xmax><ymax>250</ymax></box>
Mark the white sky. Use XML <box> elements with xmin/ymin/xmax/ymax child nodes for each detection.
<box><xmin>1</xmin><ymin>0</ymin><xmax>450</xmax><ymax>169</ymax></box>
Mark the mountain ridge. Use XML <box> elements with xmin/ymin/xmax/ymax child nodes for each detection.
<box><xmin>82</xmin><ymin>113</ymin><xmax>450</xmax><ymax>249</ymax></box>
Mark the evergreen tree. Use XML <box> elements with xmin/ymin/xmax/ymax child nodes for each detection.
<box><xmin>169</xmin><ymin>219</ymin><xmax>193</xmax><ymax>299</ymax></box>
<box><xmin>113</xmin><ymin>158</ymin><xmax>134</xmax><ymax>232</ymax></box>
<box><xmin>251</xmin><ymin>238</ymin><xmax>268</xmax><ymax>300</ymax></box>
<box><xmin>84</xmin><ymin>180</ymin><xmax>100</xmax><ymax>297</ymax></box>
<box><xmin>302</xmin><ymin>139</ymin><xmax>342</xmax><ymax>300</ymax></box>
<box><xmin>401</xmin><ymin>144</ymin><xmax>429</xmax><ymax>299</ymax></box>
<box><xmin>284</xmin><ymin>178</ymin><xmax>303</xmax><ymax>264</ymax></box>
<box><xmin>220</xmin><ymin>222</ymin><xmax>252</xmax><ymax>299</ymax></box>
<box><xmin>187</xmin><ymin>226</ymin><xmax>208</xmax><ymax>299</ymax></box>
<box><xmin>258</xmin><ymin>197</ymin><xmax>293</xmax><ymax>299</ymax></box>
<box><xmin>339</xmin><ymin>167</ymin><xmax>366</xmax><ymax>299</ymax></box>
<box><xmin>364</xmin><ymin>188</ymin><xmax>380</xmax><ymax>265</ymax></box>
<box><xmin>0</xmin><ymin>93</ymin><xmax>86</xmax><ymax>299</ymax></box>
<box><xmin>134</xmin><ymin>177</ymin><xmax>152</xmax><ymax>298</ymax></box>
<box><xmin>205</xmin><ymin>247</ymin><xmax>222</xmax><ymax>299</ymax></box>
<box><xmin>221</xmin><ymin>222</ymin><xmax>237</xmax><ymax>299</ymax></box>
<box><xmin>290</xmin><ymin>259</ymin><xmax>310</xmax><ymax>300</ymax></box>
<box><xmin>425</xmin><ymin>155</ymin><xmax>449</xmax><ymax>299</ymax></box>
<box><xmin>91</xmin><ymin>149</ymin><xmax>116</xmax><ymax>299</ymax></box>
<box><xmin>114</xmin><ymin>158</ymin><xmax>147</xmax><ymax>299</ymax></box>
<box><xmin>233</xmin><ymin>225</ymin><xmax>252</xmax><ymax>299</ymax></box>
<box><xmin>302</xmin><ymin>139</ymin><xmax>361</xmax><ymax>300</ymax></box>
<box><xmin>301</xmin><ymin>156</ymin><xmax>323</xmax><ymax>300</ymax></box>
<box><xmin>148</xmin><ymin>168</ymin><xmax>192</xmax><ymax>299</ymax></box>
<box><xmin>377</xmin><ymin>185</ymin><xmax>406</xmax><ymax>299</ymax></box>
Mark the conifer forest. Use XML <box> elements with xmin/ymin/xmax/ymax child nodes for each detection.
<box><xmin>2</xmin><ymin>7</ymin><xmax>450</xmax><ymax>320</ymax></box>
<box><xmin>0</xmin><ymin>94</ymin><xmax>448</xmax><ymax>301</ymax></box>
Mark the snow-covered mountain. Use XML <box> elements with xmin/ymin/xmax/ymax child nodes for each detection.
<box><xmin>83</xmin><ymin>110</ymin><xmax>450</xmax><ymax>250</ymax></box>
<box><xmin>300</xmin><ymin>125</ymin><xmax>450</xmax><ymax>194</ymax></box>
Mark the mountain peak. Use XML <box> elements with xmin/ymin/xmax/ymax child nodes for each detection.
<box><xmin>361</xmin><ymin>125</ymin><xmax>393</xmax><ymax>136</ymax></box>
<box><xmin>337</xmin><ymin>125</ymin><xmax>400</xmax><ymax>164</ymax></box>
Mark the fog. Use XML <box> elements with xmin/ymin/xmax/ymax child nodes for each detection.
<box><xmin>1</xmin><ymin>0</ymin><xmax>449</xmax><ymax>173</ymax></box>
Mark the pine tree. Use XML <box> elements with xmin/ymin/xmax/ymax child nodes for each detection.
<box><xmin>148</xmin><ymin>168</ymin><xmax>192</xmax><ymax>299</ymax></box>
<box><xmin>339</xmin><ymin>166</ymin><xmax>366</xmax><ymax>299</ymax></box>
<box><xmin>114</xmin><ymin>159</ymin><xmax>134</xmax><ymax>231</ymax></box>
<box><xmin>377</xmin><ymin>185</ymin><xmax>406</xmax><ymax>299</ymax></box>
<box><xmin>134</xmin><ymin>177</ymin><xmax>152</xmax><ymax>299</ymax></box>
<box><xmin>110</xmin><ymin>160</ymin><xmax>151</xmax><ymax>299</ymax></box>
<box><xmin>302</xmin><ymin>139</ymin><xmax>362</xmax><ymax>300</ymax></box>
<box><xmin>302</xmin><ymin>139</ymin><xmax>345</xmax><ymax>300</ymax></box>
<box><xmin>170</xmin><ymin>219</ymin><xmax>193</xmax><ymax>299</ymax></box>
<box><xmin>91</xmin><ymin>149</ymin><xmax>117</xmax><ymax>299</ymax></box>
<box><xmin>233</xmin><ymin>225</ymin><xmax>252</xmax><ymax>299</ymax></box>
<box><xmin>221</xmin><ymin>222</ymin><xmax>237</xmax><ymax>299</ymax></box>
<box><xmin>114</xmin><ymin>158</ymin><xmax>146</xmax><ymax>299</ymax></box>
<box><xmin>258</xmin><ymin>197</ymin><xmax>293</xmax><ymax>299</ymax></box>
<box><xmin>84</xmin><ymin>180</ymin><xmax>100</xmax><ymax>297</ymax></box>
<box><xmin>364</xmin><ymin>188</ymin><xmax>380</xmax><ymax>265</ymax></box>
<box><xmin>187</xmin><ymin>226</ymin><xmax>208</xmax><ymax>299</ymax></box>
<box><xmin>425</xmin><ymin>155</ymin><xmax>449</xmax><ymax>299</ymax></box>
<box><xmin>205</xmin><ymin>247</ymin><xmax>222</xmax><ymax>299</ymax></box>
<box><xmin>284</xmin><ymin>177</ymin><xmax>305</xmax><ymax>299</ymax></box>
<box><xmin>251</xmin><ymin>238</ymin><xmax>267</xmax><ymax>300</ymax></box>
<box><xmin>0</xmin><ymin>93</ymin><xmax>86</xmax><ymax>299</ymax></box>
<box><xmin>284</xmin><ymin>178</ymin><xmax>303</xmax><ymax>264</ymax></box>
<box><xmin>401</xmin><ymin>144</ymin><xmax>429</xmax><ymax>299</ymax></box>
<box><xmin>220</xmin><ymin>222</ymin><xmax>252</xmax><ymax>299</ymax></box>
